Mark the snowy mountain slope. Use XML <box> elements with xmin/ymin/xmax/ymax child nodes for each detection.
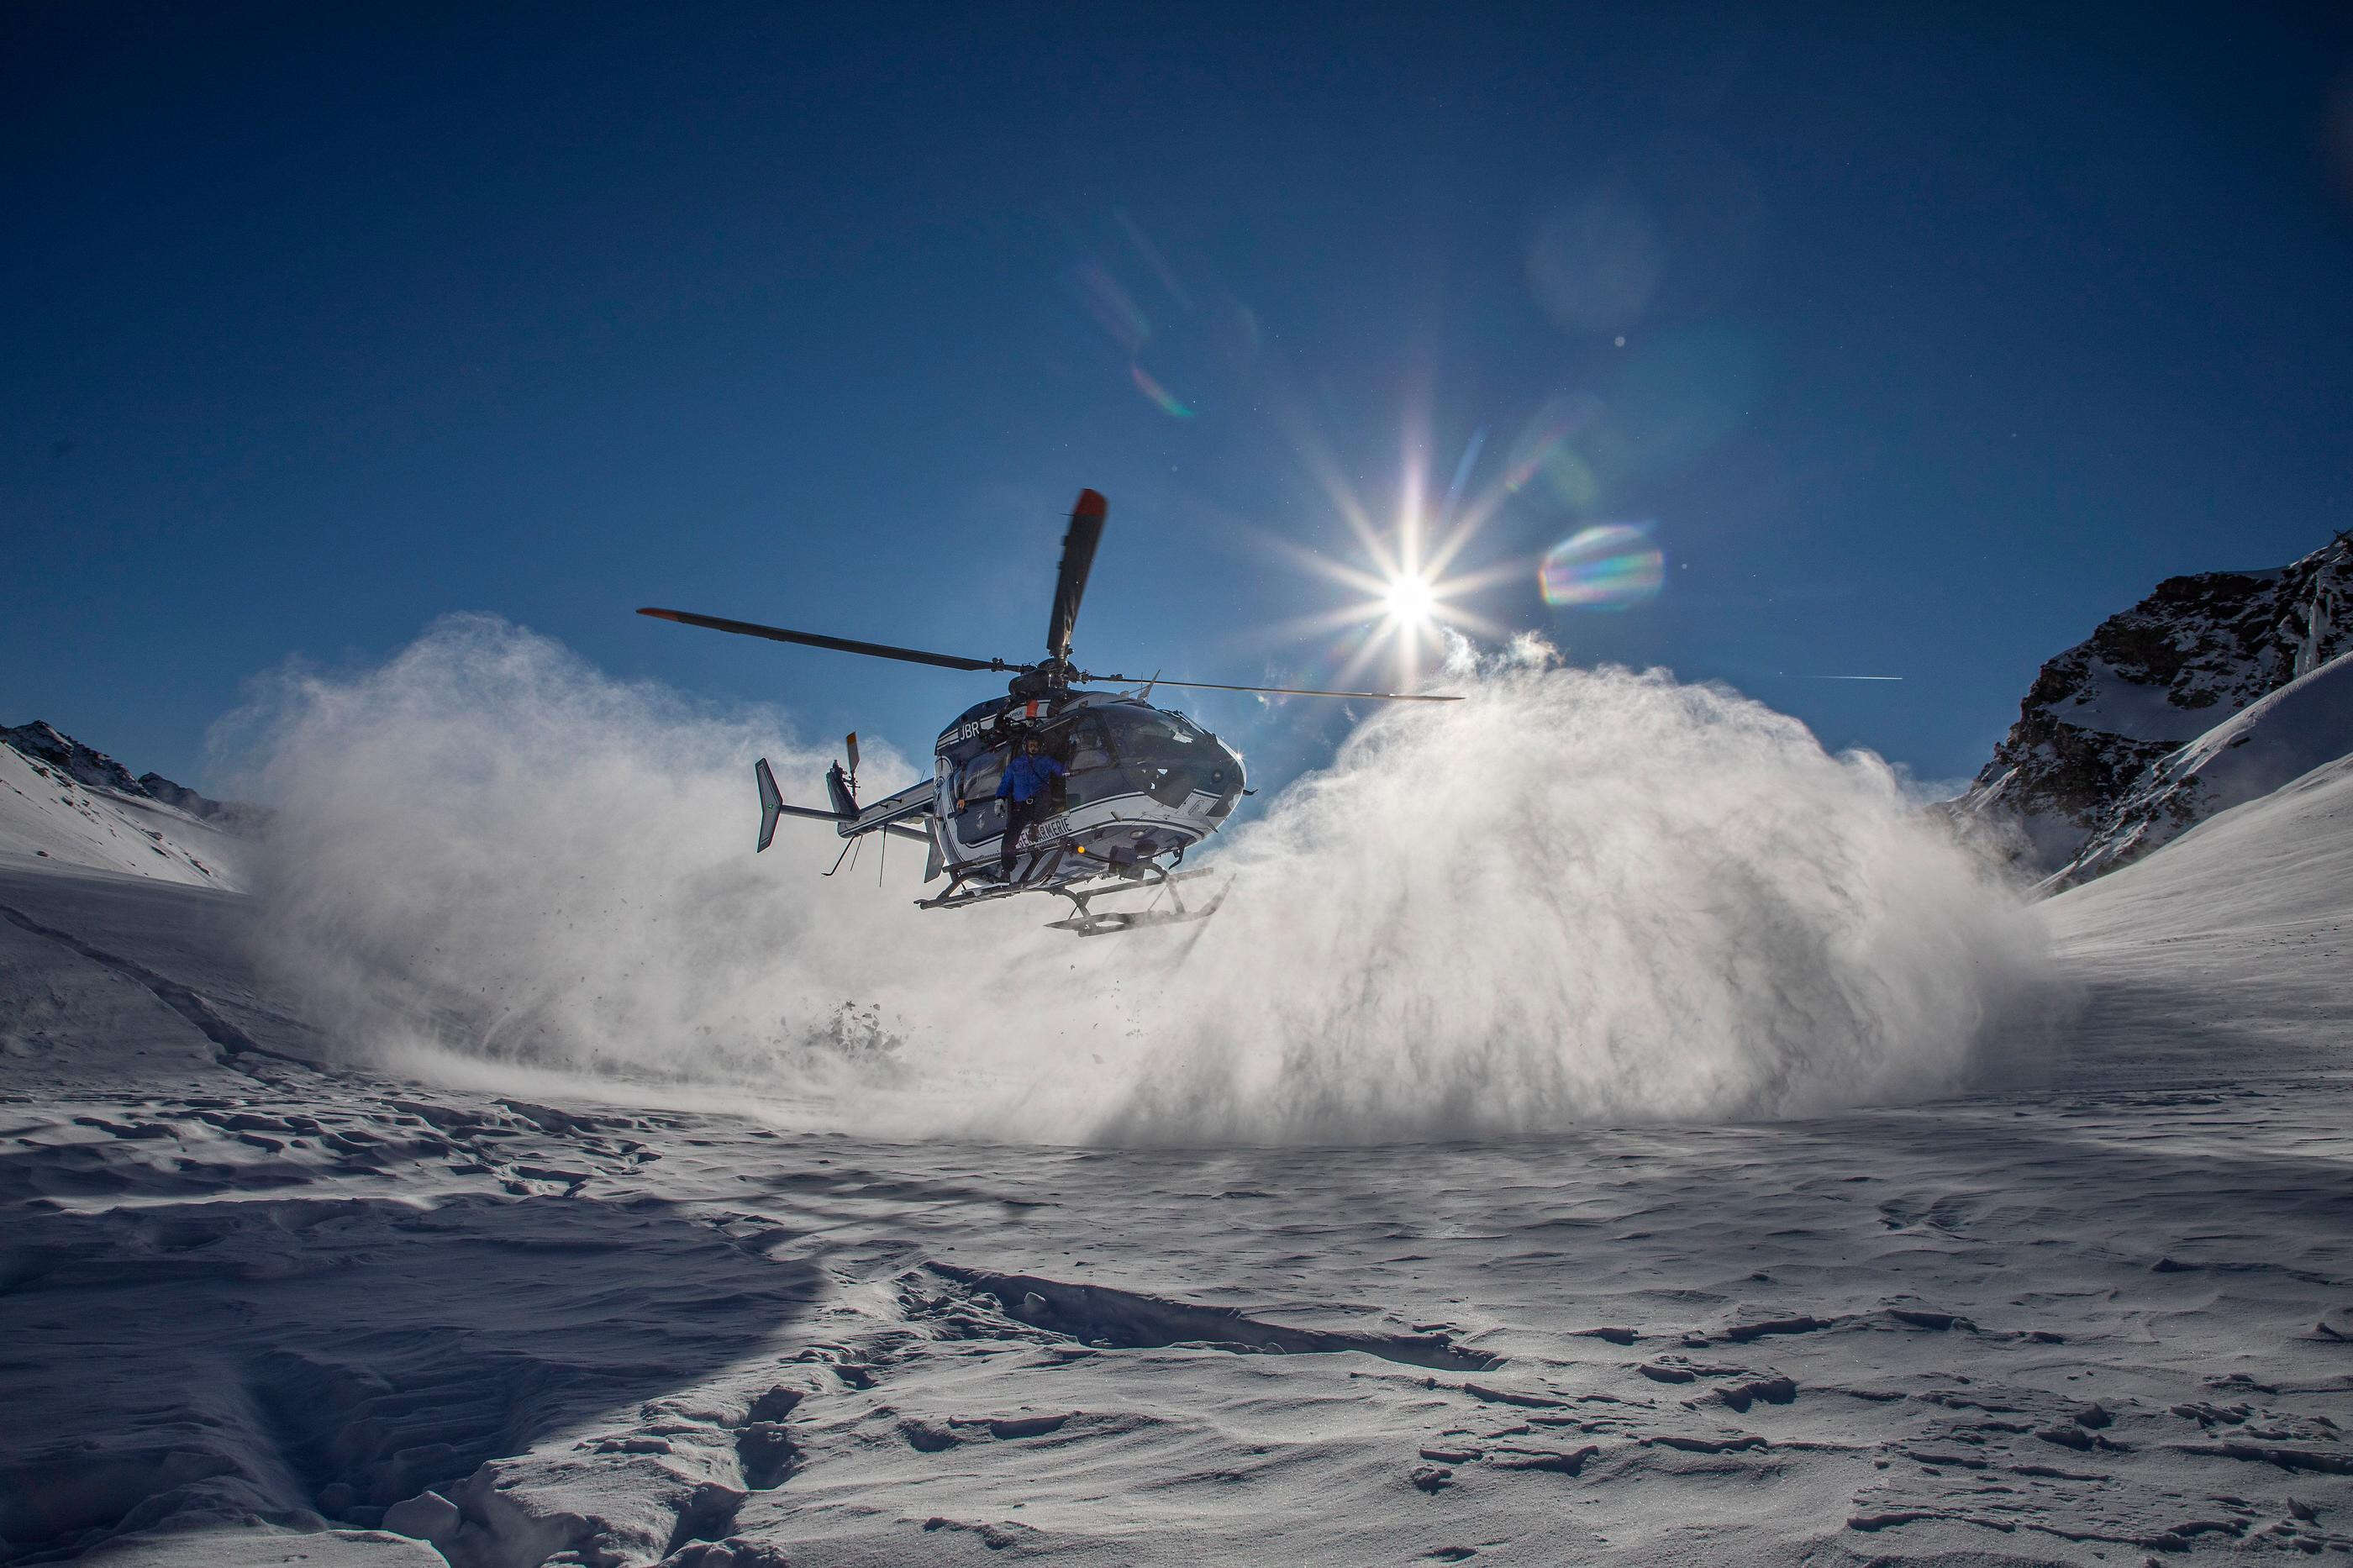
<box><xmin>3</xmin><ymin>759</ymin><xmax>2351</xmax><ymax>1564</ymax></box>
<box><xmin>0</xmin><ymin>724</ymin><xmax>248</xmax><ymax>890</ymax></box>
<box><xmin>2050</xmin><ymin>646</ymin><xmax>2353</xmax><ymax>887</ymax></box>
<box><xmin>4</xmin><ymin>673</ymin><xmax>2352</xmax><ymax>1565</ymax></box>
<box><xmin>1955</xmin><ymin>534</ymin><xmax>2350</xmax><ymax>873</ymax></box>
<box><xmin>2044</xmin><ymin>747</ymin><xmax>2353</xmax><ymax>1067</ymax></box>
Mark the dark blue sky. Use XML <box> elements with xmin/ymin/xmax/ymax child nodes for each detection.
<box><xmin>8</xmin><ymin>3</ymin><xmax>2351</xmax><ymax>792</ymax></box>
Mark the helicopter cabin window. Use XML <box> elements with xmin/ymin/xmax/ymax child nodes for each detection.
<box><xmin>960</xmin><ymin>752</ymin><xmax>1005</xmax><ymax>802</ymax></box>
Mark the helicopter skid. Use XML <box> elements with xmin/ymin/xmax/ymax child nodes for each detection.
<box><xmin>1047</xmin><ymin>867</ymin><xmax>1224</xmax><ymax>937</ymax></box>
<box><xmin>1044</xmin><ymin>896</ymin><xmax>1222</xmax><ymax>937</ymax></box>
<box><xmin>916</xmin><ymin>858</ymin><xmax>1222</xmax><ymax>935</ymax></box>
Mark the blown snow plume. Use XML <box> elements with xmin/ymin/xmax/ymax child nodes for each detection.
<box><xmin>1092</xmin><ymin>649</ymin><xmax>2055</xmax><ymax>1140</ymax></box>
<box><xmin>224</xmin><ymin>617</ymin><xmax>2051</xmax><ymax>1142</ymax></box>
<box><xmin>223</xmin><ymin>615</ymin><xmax>966</xmax><ymax>1097</ymax></box>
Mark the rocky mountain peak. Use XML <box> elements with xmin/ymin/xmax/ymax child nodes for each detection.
<box><xmin>2</xmin><ymin>720</ymin><xmax>254</xmax><ymax>826</ymax></box>
<box><xmin>1954</xmin><ymin>534</ymin><xmax>2350</xmax><ymax>876</ymax></box>
<box><xmin>3</xmin><ymin>720</ymin><xmax>150</xmax><ymax>797</ymax></box>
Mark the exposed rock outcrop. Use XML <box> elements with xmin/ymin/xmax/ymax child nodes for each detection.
<box><xmin>1951</xmin><ymin>534</ymin><xmax>2351</xmax><ymax>883</ymax></box>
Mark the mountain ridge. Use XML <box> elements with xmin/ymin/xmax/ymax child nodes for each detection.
<box><xmin>0</xmin><ymin>721</ymin><xmax>255</xmax><ymax>888</ymax></box>
<box><xmin>1951</xmin><ymin>534</ymin><xmax>2351</xmax><ymax>882</ymax></box>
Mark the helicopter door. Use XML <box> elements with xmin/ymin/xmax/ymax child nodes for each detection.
<box><xmin>952</xmin><ymin>750</ymin><xmax>1008</xmax><ymax>848</ymax></box>
<box><xmin>1058</xmin><ymin>718</ymin><xmax>1115</xmax><ymax>810</ymax></box>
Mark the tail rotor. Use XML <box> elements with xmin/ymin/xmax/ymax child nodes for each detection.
<box><xmin>826</xmin><ymin>732</ymin><xmax>861</xmax><ymax>818</ymax></box>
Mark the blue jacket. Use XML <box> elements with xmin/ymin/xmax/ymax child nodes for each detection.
<box><xmin>997</xmin><ymin>752</ymin><xmax>1066</xmax><ymax>804</ymax></box>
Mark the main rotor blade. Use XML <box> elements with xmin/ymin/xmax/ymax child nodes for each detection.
<box><xmin>1079</xmin><ymin>672</ymin><xmax>1461</xmax><ymax>702</ymax></box>
<box><xmin>1045</xmin><ymin>488</ymin><xmax>1108</xmax><ymax>662</ymax></box>
<box><xmin>639</xmin><ymin>608</ymin><xmax>1009</xmax><ymax>674</ymax></box>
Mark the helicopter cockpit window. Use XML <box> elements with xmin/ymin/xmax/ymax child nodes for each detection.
<box><xmin>1063</xmin><ymin>719</ymin><xmax>1113</xmax><ymax>772</ymax></box>
<box><xmin>1108</xmin><ymin>710</ymin><xmax>1205</xmax><ymax>762</ymax></box>
<box><xmin>1055</xmin><ymin>718</ymin><xmax>1124</xmax><ymax>809</ymax></box>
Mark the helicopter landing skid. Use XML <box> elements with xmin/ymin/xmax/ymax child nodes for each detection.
<box><xmin>914</xmin><ymin>858</ymin><xmax>1222</xmax><ymax>935</ymax></box>
<box><xmin>1045</xmin><ymin>868</ymin><xmax>1225</xmax><ymax>937</ymax></box>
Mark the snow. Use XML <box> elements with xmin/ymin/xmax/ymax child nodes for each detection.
<box><xmin>0</xmin><ymin>742</ymin><xmax>245</xmax><ymax>891</ymax></box>
<box><xmin>2044</xmin><ymin>747</ymin><xmax>2353</xmax><ymax>1064</ymax></box>
<box><xmin>4</xmin><ymin>668</ymin><xmax>2350</xmax><ymax>1565</ymax></box>
<box><xmin>2053</xmin><ymin>647</ymin><xmax>2353</xmax><ymax>887</ymax></box>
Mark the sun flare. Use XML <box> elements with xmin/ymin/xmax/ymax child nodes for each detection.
<box><xmin>1382</xmin><ymin>572</ymin><xmax>1438</xmax><ymax>629</ymax></box>
<box><xmin>1244</xmin><ymin>416</ymin><xmax>1534</xmax><ymax>692</ymax></box>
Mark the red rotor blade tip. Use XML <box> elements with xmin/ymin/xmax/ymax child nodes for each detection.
<box><xmin>638</xmin><ymin>608</ymin><xmax>682</xmax><ymax>621</ymax></box>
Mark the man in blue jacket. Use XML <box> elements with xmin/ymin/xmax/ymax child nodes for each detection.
<box><xmin>994</xmin><ymin>732</ymin><xmax>1066</xmax><ymax>878</ymax></box>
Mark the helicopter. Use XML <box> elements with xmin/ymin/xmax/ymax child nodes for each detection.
<box><xmin>640</xmin><ymin>488</ymin><xmax>1457</xmax><ymax>934</ymax></box>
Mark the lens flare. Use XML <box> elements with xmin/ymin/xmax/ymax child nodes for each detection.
<box><xmin>1130</xmin><ymin>362</ymin><xmax>1194</xmax><ymax>418</ymax></box>
<box><xmin>1540</xmin><ymin>523</ymin><xmax>1665</xmax><ymax>609</ymax></box>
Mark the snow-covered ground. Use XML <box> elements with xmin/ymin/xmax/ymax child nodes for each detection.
<box><xmin>3</xmin><ymin>722</ymin><xmax>2350</xmax><ymax>1564</ymax></box>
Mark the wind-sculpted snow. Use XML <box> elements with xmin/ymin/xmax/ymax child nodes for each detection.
<box><xmin>224</xmin><ymin>616</ymin><xmax>2050</xmax><ymax>1142</ymax></box>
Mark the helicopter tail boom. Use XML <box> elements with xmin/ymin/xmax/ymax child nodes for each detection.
<box><xmin>752</xmin><ymin>757</ymin><xmax>930</xmax><ymax>854</ymax></box>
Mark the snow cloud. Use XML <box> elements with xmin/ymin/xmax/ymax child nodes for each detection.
<box><xmin>224</xmin><ymin>615</ymin><xmax>2053</xmax><ymax>1144</ymax></box>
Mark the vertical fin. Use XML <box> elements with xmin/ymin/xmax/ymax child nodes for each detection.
<box><xmin>754</xmin><ymin>758</ymin><xmax>783</xmax><ymax>853</ymax></box>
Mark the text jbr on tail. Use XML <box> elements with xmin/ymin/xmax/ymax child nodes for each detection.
<box><xmin>642</xmin><ymin>488</ymin><xmax>1455</xmax><ymax>934</ymax></box>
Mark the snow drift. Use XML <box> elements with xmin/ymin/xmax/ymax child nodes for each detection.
<box><xmin>223</xmin><ymin>616</ymin><xmax>2050</xmax><ymax>1142</ymax></box>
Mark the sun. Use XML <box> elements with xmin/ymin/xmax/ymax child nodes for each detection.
<box><xmin>1243</xmin><ymin>421</ymin><xmax>1529</xmax><ymax>692</ymax></box>
<box><xmin>1382</xmin><ymin>572</ymin><xmax>1439</xmax><ymax>629</ymax></box>
<box><xmin>1259</xmin><ymin>514</ymin><xmax>1514</xmax><ymax>692</ymax></box>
